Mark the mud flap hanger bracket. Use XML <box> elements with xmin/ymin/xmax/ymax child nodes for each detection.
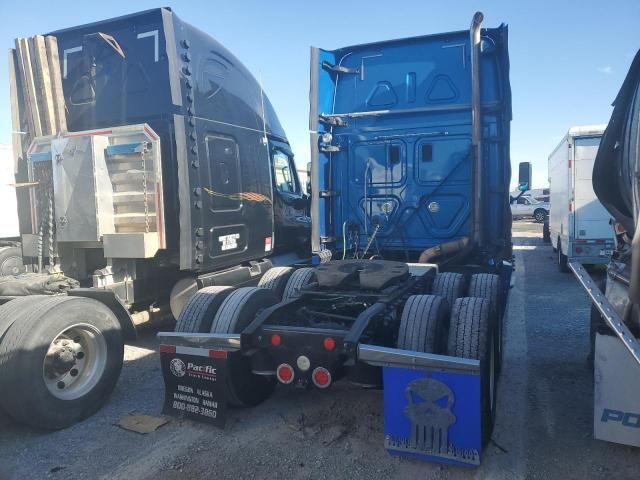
<box><xmin>358</xmin><ymin>344</ymin><xmax>480</xmax><ymax>375</ymax></box>
<box><xmin>156</xmin><ymin>332</ymin><xmax>242</xmax><ymax>351</ymax></box>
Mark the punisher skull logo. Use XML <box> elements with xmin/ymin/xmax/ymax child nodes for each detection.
<box><xmin>404</xmin><ymin>377</ymin><xmax>457</xmax><ymax>453</ymax></box>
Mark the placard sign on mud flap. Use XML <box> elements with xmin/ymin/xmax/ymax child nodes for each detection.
<box><xmin>160</xmin><ymin>345</ymin><xmax>227</xmax><ymax>427</ymax></box>
<box><xmin>383</xmin><ymin>367</ymin><xmax>481</xmax><ymax>466</ymax></box>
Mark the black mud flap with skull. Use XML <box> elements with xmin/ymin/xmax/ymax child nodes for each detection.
<box><xmin>383</xmin><ymin>367</ymin><xmax>481</xmax><ymax>466</ymax></box>
<box><xmin>159</xmin><ymin>344</ymin><xmax>228</xmax><ymax>427</ymax></box>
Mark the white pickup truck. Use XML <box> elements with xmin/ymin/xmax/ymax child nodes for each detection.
<box><xmin>510</xmin><ymin>195</ymin><xmax>549</xmax><ymax>222</ymax></box>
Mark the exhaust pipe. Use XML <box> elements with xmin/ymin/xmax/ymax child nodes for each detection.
<box><xmin>418</xmin><ymin>12</ymin><xmax>484</xmax><ymax>266</ymax></box>
<box><xmin>419</xmin><ymin>237</ymin><xmax>470</xmax><ymax>264</ymax></box>
<box><xmin>470</xmin><ymin>11</ymin><xmax>484</xmax><ymax>247</ymax></box>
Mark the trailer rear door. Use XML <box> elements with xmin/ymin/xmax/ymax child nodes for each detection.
<box><xmin>573</xmin><ymin>136</ymin><xmax>613</xmax><ymax>240</ymax></box>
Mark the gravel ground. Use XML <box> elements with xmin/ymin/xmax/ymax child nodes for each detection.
<box><xmin>1</xmin><ymin>220</ymin><xmax>639</xmax><ymax>479</ymax></box>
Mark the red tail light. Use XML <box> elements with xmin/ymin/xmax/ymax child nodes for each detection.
<box><xmin>312</xmin><ymin>367</ymin><xmax>332</xmax><ymax>389</ymax></box>
<box><xmin>276</xmin><ymin>364</ymin><xmax>294</xmax><ymax>384</ymax></box>
<box><xmin>323</xmin><ymin>337</ymin><xmax>336</xmax><ymax>351</ymax></box>
<box><xmin>270</xmin><ymin>334</ymin><xmax>282</xmax><ymax>346</ymax></box>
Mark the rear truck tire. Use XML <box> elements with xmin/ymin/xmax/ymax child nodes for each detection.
<box><xmin>258</xmin><ymin>267</ymin><xmax>295</xmax><ymax>300</ymax></box>
<box><xmin>543</xmin><ymin>218</ymin><xmax>551</xmax><ymax>243</ymax></box>
<box><xmin>211</xmin><ymin>287</ymin><xmax>279</xmax><ymax>407</ymax></box>
<box><xmin>447</xmin><ymin>297</ymin><xmax>496</xmax><ymax>446</ymax></box>
<box><xmin>174</xmin><ymin>286</ymin><xmax>235</xmax><ymax>333</ymax></box>
<box><xmin>0</xmin><ymin>295</ymin><xmax>50</xmax><ymax>342</ymax></box>
<box><xmin>169</xmin><ymin>276</ymin><xmax>198</xmax><ymax>320</ymax></box>
<box><xmin>468</xmin><ymin>274</ymin><xmax>503</xmax><ymax>373</ymax></box>
<box><xmin>397</xmin><ymin>295</ymin><xmax>449</xmax><ymax>354</ymax></box>
<box><xmin>557</xmin><ymin>239</ymin><xmax>569</xmax><ymax>273</ymax></box>
<box><xmin>0</xmin><ymin>296</ymin><xmax>123</xmax><ymax>429</ymax></box>
<box><xmin>282</xmin><ymin>267</ymin><xmax>316</xmax><ymax>301</ymax></box>
<box><xmin>0</xmin><ymin>246</ymin><xmax>25</xmax><ymax>277</ymax></box>
<box><xmin>533</xmin><ymin>209</ymin><xmax>546</xmax><ymax>222</ymax></box>
<box><xmin>431</xmin><ymin>272</ymin><xmax>466</xmax><ymax>310</ymax></box>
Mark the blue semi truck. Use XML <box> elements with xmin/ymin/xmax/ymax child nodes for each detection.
<box><xmin>159</xmin><ymin>12</ymin><xmax>513</xmax><ymax>466</ymax></box>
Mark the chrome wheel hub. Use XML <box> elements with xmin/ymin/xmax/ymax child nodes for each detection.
<box><xmin>43</xmin><ymin>323</ymin><xmax>107</xmax><ymax>400</ymax></box>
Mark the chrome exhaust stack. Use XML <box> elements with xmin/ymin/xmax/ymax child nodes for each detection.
<box><xmin>470</xmin><ymin>11</ymin><xmax>484</xmax><ymax>247</ymax></box>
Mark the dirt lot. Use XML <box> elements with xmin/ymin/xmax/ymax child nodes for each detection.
<box><xmin>1</xmin><ymin>220</ymin><xmax>639</xmax><ymax>479</ymax></box>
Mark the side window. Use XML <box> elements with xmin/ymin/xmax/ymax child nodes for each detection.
<box><xmin>205</xmin><ymin>135</ymin><xmax>242</xmax><ymax>211</ymax></box>
<box><xmin>273</xmin><ymin>151</ymin><xmax>298</xmax><ymax>194</ymax></box>
<box><xmin>516</xmin><ymin>197</ymin><xmax>527</xmax><ymax>205</ymax></box>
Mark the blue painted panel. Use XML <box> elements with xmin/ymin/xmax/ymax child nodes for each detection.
<box><xmin>383</xmin><ymin>367</ymin><xmax>481</xmax><ymax>466</ymax></box>
<box><xmin>105</xmin><ymin>142</ymin><xmax>145</xmax><ymax>156</ymax></box>
<box><xmin>313</xmin><ymin>25</ymin><xmax>511</xmax><ymax>260</ymax></box>
<box><xmin>29</xmin><ymin>151</ymin><xmax>52</xmax><ymax>163</ymax></box>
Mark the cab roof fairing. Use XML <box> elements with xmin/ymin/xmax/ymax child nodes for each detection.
<box><xmin>48</xmin><ymin>7</ymin><xmax>289</xmax><ymax>143</ymax></box>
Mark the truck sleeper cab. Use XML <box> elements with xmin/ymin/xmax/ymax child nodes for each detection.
<box><xmin>161</xmin><ymin>12</ymin><xmax>512</xmax><ymax>467</ymax></box>
<box><xmin>0</xmin><ymin>8</ymin><xmax>308</xmax><ymax>430</ymax></box>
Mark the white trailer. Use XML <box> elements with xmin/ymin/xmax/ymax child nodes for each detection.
<box><xmin>548</xmin><ymin>125</ymin><xmax>614</xmax><ymax>271</ymax></box>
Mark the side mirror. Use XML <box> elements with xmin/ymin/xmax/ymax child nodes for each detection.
<box><xmin>518</xmin><ymin>162</ymin><xmax>532</xmax><ymax>192</ymax></box>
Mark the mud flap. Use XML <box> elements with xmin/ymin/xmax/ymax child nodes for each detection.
<box><xmin>159</xmin><ymin>344</ymin><xmax>228</xmax><ymax>427</ymax></box>
<box><xmin>358</xmin><ymin>344</ymin><xmax>481</xmax><ymax>466</ymax></box>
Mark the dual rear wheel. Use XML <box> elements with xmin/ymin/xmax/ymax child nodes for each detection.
<box><xmin>398</xmin><ymin>272</ymin><xmax>501</xmax><ymax>446</ymax></box>
<box><xmin>174</xmin><ymin>266</ymin><xmax>318</xmax><ymax>406</ymax></box>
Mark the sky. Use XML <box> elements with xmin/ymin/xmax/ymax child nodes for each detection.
<box><xmin>0</xmin><ymin>0</ymin><xmax>638</xmax><ymax>190</ymax></box>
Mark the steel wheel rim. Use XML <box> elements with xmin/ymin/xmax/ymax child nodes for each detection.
<box><xmin>535</xmin><ymin>211</ymin><xmax>544</xmax><ymax>222</ymax></box>
<box><xmin>43</xmin><ymin>323</ymin><xmax>108</xmax><ymax>400</ymax></box>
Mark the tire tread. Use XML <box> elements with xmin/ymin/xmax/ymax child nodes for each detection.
<box><xmin>175</xmin><ymin>286</ymin><xmax>234</xmax><ymax>333</ymax></box>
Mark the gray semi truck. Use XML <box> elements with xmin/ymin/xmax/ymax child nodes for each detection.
<box><xmin>0</xmin><ymin>8</ymin><xmax>309</xmax><ymax>430</ymax></box>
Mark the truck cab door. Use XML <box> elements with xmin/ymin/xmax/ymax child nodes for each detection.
<box><xmin>270</xmin><ymin>143</ymin><xmax>310</xmax><ymax>254</ymax></box>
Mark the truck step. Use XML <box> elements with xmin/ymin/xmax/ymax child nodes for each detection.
<box><xmin>107</xmin><ymin>161</ymin><xmax>146</xmax><ymax>173</ymax></box>
<box><xmin>110</xmin><ymin>171</ymin><xmax>156</xmax><ymax>184</ymax></box>
<box><xmin>114</xmin><ymin>203</ymin><xmax>155</xmax><ymax>215</ymax></box>
<box><xmin>115</xmin><ymin>223</ymin><xmax>158</xmax><ymax>234</ymax></box>
<box><xmin>112</xmin><ymin>191</ymin><xmax>156</xmax><ymax>204</ymax></box>
<box><xmin>114</xmin><ymin>212</ymin><xmax>157</xmax><ymax>225</ymax></box>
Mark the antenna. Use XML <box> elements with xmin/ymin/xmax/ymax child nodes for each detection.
<box><xmin>259</xmin><ymin>72</ymin><xmax>268</xmax><ymax>146</ymax></box>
